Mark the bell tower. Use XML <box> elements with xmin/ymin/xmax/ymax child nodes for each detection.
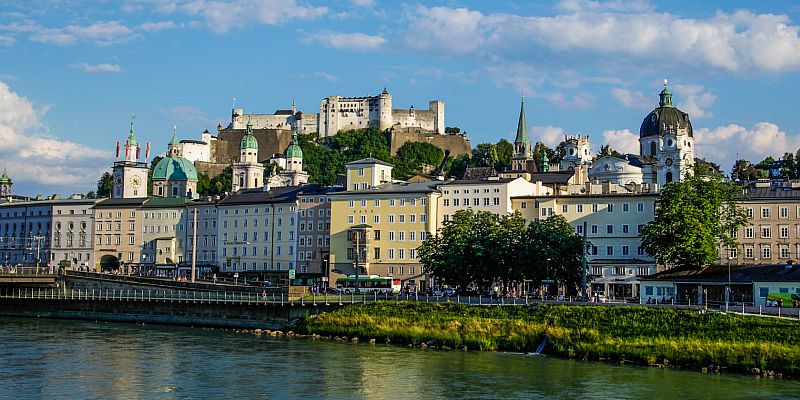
<box><xmin>112</xmin><ymin>115</ymin><xmax>149</xmax><ymax>198</ymax></box>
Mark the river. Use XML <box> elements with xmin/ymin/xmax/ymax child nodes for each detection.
<box><xmin>0</xmin><ymin>317</ymin><xmax>798</xmax><ymax>399</ymax></box>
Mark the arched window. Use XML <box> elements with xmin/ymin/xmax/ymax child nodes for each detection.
<box><xmin>650</xmin><ymin>142</ymin><xmax>657</xmax><ymax>156</ymax></box>
<box><xmin>666</xmin><ymin>171</ymin><xmax>673</xmax><ymax>183</ymax></box>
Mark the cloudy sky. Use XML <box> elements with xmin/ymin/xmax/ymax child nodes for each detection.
<box><xmin>2</xmin><ymin>0</ymin><xmax>800</xmax><ymax>195</ymax></box>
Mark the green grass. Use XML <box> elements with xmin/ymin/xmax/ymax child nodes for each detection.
<box><xmin>295</xmin><ymin>302</ymin><xmax>800</xmax><ymax>374</ymax></box>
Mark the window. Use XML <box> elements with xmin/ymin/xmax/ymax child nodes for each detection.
<box><xmin>729</xmin><ymin>247</ymin><xmax>738</xmax><ymax>258</ymax></box>
<box><xmin>622</xmin><ymin>224</ymin><xmax>629</xmax><ymax>234</ymax></box>
<box><xmin>390</xmin><ymin>199</ymin><xmax>396</xmax><ymax>207</ymax></box>
<box><xmin>361</xmin><ymin>199</ymin><xmax>367</xmax><ymax>207</ymax></box>
<box><xmin>745</xmin><ymin>226</ymin><xmax>754</xmax><ymax>239</ymax></box>
<box><xmin>759</xmin><ymin>287</ymin><xmax>769</xmax><ymax>298</ymax></box>
<box><xmin>410</xmin><ymin>214</ymin><xmax>416</xmax><ymax>223</ymax></box>
<box><xmin>374</xmin><ymin>248</ymin><xmax>380</xmax><ymax>259</ymax></box>
<box><xmin>347</xmin><ymin>215</ymin><xmax>354</xmax><ymax>224</ymax></box>
<box><xmin>780</xmin><ymin>226</ymin><xmax>789</xmax><ymax>238</ymax></box>
<box><xmin>521</xmin><ymin>202</ymin><xmax>527</xmax><ymax>209</ymax></box>
<box><xmin>622</xmin><ymin>203</ymin><xmax>629</xmax><ymax>212</ymax></box>
<box><xmin>780</xmin><ymin>207</ymin><xmax>789</xmax><ymax>219</ymax></box>
<box><xmin>453</xmin><ymin>199</ymin><xmax>460</xmax><ymax>207</ymax></box>
<box><xmin>761</xmin><ymin>226</ymin><xmax>771</xmax><ymax>239</ymax></box>
<box><xmin>746</xmin><ymin>208</ymin><xmax>754</xmax><ymax>219</ymax></box>
<box><xmin>780</xmin><ymin>246</ymin><xmax>790</xmax><ymax>259</ymax></box>
<box><xmin>388</xmin><ymin>249</ymin><xmax>394</xmax><ymax>259</ymax></box>
<box><xmin>577</xmin><ymin>204</ymin><xmax>583</xmax><ymax>213</ymax></box>
<box><xmin>592</xmin><ymin>204</ymin><xmax>598</xmax><ymax>212</ymax></box>
<box><xmin>606</xmin><ymin>225</ymin><xmax>613</xmax><ymax>234</ymax></box>
<box><xmin>473</xmin><ymin>198</ymin><xmax>479</xmax><ymax>206</ymax></box>
<box><xmin>621</xmin><ymin>245</ymin><xmax>629</xmax><ymax>256</ymax></box>
<box><xmin>349</xmin><ymin>200</ymin><xmax>355</xmax><ymax>208</ymax></box>
<box><xmin>762</xmin><ymin>246</ymin><xmax>771</xmax><ymax>259</ymax></box>
<box><xmin>374</xmin><ymin>230</ymin><xmax>381</xmax><ymax>240</ymax></box>
<box><xmin>591</xmin><ymin>225</ymin><xmax>598</xmax><ymax>234</ymax></box>
<box><xmin>493</xmin><ymin>198</ymin><xmax>500</xmax><ymax>206</ymax></box>
<box><xmin>591</xmin><ymin>246</ymin><xmax>598</xmax><ymax>255</ymax></box>
<box><xmin>576</xmin><ymin>224</ymin><xmax>583</xmax><ymax>234</ymax></box>
<box><xmin>374</xmin><ymin>215</ymin><xmax>380</xmax><ymax>224</ymax></box>
<box><xmin>388</xmin><ymin>215</ymin><xmax>395</xmax><ymax>223</ymax></box>
<box><xmin>607</xmin><ymin>204</ymin><xmax>614</xmax><ymax>213</ymax></box>
<box><xmin>606</xmin><ymin>246</ymin><xmax>614</xmax><ymax>256</ymax></box>
<box><xmin>761</xmin><ymin>207</ymin><xmax>771</xmax><ymax>219</ymax></box>
<box><xmin>637</xmin><ymin>203</ymin><xmax>644</xmax><ymax>212</ymax></box>
<box><xmin>399</xmin><ymin>215</ymin><xmax>405</xmax><ymax>223</ymax></box>
<box><xmin>744</xmin><ymin>246</ymin><xmax>754</xmax><ymax>259</ymax></box>
<box><xmin>562</xmin><ymin>204</ymin><xmax>568</xmax><ymax>213</ymax></box>
<box><xmin>637</xmin><ymin>246</ymin><xmax>645</xmax><ymax>256</ymax></box>
<box><xmin>360</xmin><ymin>215</ymin><xmax>366</xmax><ymax>224</ymax></box>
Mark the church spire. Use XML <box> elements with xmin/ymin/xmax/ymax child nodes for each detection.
<box><xmin>659</xmin><ymin>78</ymin><xmax>673</xmax><ymax>107</ymax></box>
<box><xmin>514</xmin><ymin>97</ymin><xmax>531</xmax><ymax>158</ymax></box>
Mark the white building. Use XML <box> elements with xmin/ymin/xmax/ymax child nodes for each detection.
<box><xmin>438</xmin><ymin>176</ymin><xmax>549</xmax><ymax>223</ymax></box>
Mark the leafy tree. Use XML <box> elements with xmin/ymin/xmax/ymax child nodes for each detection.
<box><xmin>444</xmin><ymin>127</ymin><xmax>461</xmax><ymax>134</ymax></box>
<box><xmin>780</xmin><ymin>152</ymin><xmax>798</xmax><ymax>179</ymax></box>
<box><xmin>329</xmin><ymin>128</ymin><xmax>392</xmax><ymax>163</ymax></box>
<box><xmin>196</xmin><ymin>172</ymin><xmax>212</xmax><ymax>196</ymax></box>
<box><xmin>471</xmin><ymin>143</ymin><xmax>498</xmax><ymax>168</ymax></box>
<box><xmin>393</xmin><ymin>141</ymin><xmax>445</xmax><ymax>179</ymax></box>
<box><xmin>532</xmin><ymin>142</ymin><xmax>556</xmax><ymax>167</ymax></box>
<box><xmin>495</xmin><ymin>139</ymin><xmax>513</xmax><ymax>171</ymax></box>
<box><xmin>96</xmin><ymin>172</ymin><xmax>113</xmax><ymax>198</ymax></box>
<box><xmin>694</xmin><ymin>158</ymin><xmax>723</xmax><ymax>178</ymax></box>
<box><xmin>730</xmin><ymin>159</ymin><xmax>765</xmax><ymax>183</ymax></box>
<box><xmin>199</xmin><ymin>167</ymin><xmax>232</xmax><ymax>196</ymax></box>
<box><xmin>640</xmin><ymin>175</ymin><xmax>748</xmax><ymax>269</ymax></box>
<box><xmin>755</xmin><ymin>156</ymin><xmax>775</xmax><ymax>170</ymax></box>
<box><xmin>522</xmin><ymin>215</ymin><xmax>584</xmax><ymax>293</ymax></box>
<box><xmin>85</xmin><ymin>190</ymin><xmax>96</xmax><ymax>199</ymax></box>
<box><xmin>298</xmin><ymin>132</ymin><xmax>343</xmax><ymax>186</ymax></box>
<box><xmin>597</xmin><ymin>144</ymin><xmax>625</xmax><ymax>159</ymax></box>
<box><xmin>446</xmin><ymin>153</ymin><xmax>470</xmax><ymax>179</ymax></box>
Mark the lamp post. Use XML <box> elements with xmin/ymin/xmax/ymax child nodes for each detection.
<box><xmin>726</xmin><ymin>254</ymin><xmax>734</xmax><ymax>311</ymax></box>
<box><xmin>544</xmin><ymin>257</ymin><xmax>551</xmax><ymax>299</ymax></box>
<box><xmin>353</xmin><ymin>230</ymin><xmax>360</xmax><ymax>294</ymax></box>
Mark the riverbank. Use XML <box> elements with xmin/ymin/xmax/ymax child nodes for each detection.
<box><xmin>295</xmin><ymin>302</ymin><xmax>800</xmax><ymax>376</ymax></box>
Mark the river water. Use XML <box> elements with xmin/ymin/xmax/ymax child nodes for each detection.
<box><xmin>1</xmin><ymin>317</ymin><xmax>798</xmax><ymax>399</ymax></box>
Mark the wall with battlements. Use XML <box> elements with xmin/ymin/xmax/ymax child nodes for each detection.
<box><xmin>390</xmin><ymin>130</ymin><xmax>472</xmax><ymax>157</ymax></box>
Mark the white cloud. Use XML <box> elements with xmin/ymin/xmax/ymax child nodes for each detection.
<box><xmin>695</xmin><ymin>122</ymin><xmax>800</xmax><ymax>169</ymax></box>
<box><xmin>30</xmin><ymin>21</ymin><xmax>136</xmax><ymax>46</ymax></box>
<box><xmin>558</xmin><ymin>0</ymin><xmax>653</xmax><ymax>13</ymax></box>
<box><xmin>160</xmin><ymin>105</ymin><xmax>209</xmax><ymax>125</ymax></box>
<box><xmin>314</xmin><ymin>71</ymin><xmax>338</xmax><ymax>82</ymax></box>
<box><xmin>138</xmin><ymin>21</ymin><xmax>178</xmax><ymax>31</ymax></box>
<box><xmin>180</xmin><ymin>0</ymin><xmax>327</xmax><ymax>33</ymax></box>
<box><xmin>610</xmin><ymin>88</ymin><xmax>650</xmax><ymax>110</ymax></box>
<box><xmin>601</xmin><ymin>129</ymin><xmax>640</xmax><ymax>154</ymax></box>
<box><xmin>0</xmin><ymin>82</ymin><xmax>111</xmax><ymax>190</ymax></box>
<box><xmin>71</xmin><ymin>63</ymin><xmax>124</xmax><ymax>73</ymax></box>
<box><xmin>671</xmin><ymin>83</ymin><xmax>716</xmax><ymax>119</ymax></box>
<box><xmin>531</xmin><ymin>125</ymin><xmax>566</xmax><ymax>148</ymax></box>
<box><xmin>401</xmin><ymin>6</ymin><xmax>800</xmax><ymax>73</ymax></box>
<box><xmin>351</xmin><ymin>0</ymin><xmax>374</xmax><ymax>6</ymax></box>
<box><xmin>0</xmin><ymin>35</ymin><xmax>14</xmax><ymax>46</ymax></box>
<box><xmin>315</xmin><ymin>32</ymin><xmax>386</xmax><ymax>51</ymax></box>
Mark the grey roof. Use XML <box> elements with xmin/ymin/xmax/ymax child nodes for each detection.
<box><xmin>331</xmin><ymin>180</ymin><xmax>440</xmax><ymax>195</ymax></box>
<box><xmin>742</xmin><ymin>186</ymin><xmax>800</xmax><ymax>199</ymax></box>
<box><xmin>297</xmin><ymin>185</ymin><xmax>344</xmax><ymax>196</ymax></box>
<box><xmin>530</xmin><ymin>171</ymin><xmax>573</xmax><ymax>184</ymax></box>
<box><xmin>141</xmin><ymin>197</ymin><xmax>192</xmax><ymax>209</ymax></box>
<box><xmin>217</xmin><ymin>185</ymin><xmax>306</xmax><ymax>206</ymax></box>
<box><xmin>462</xmin><ymin>167</ymin><xmax>497</xmax><ymax>180</ymax></box>
<box><xmin>0</xmin><ymin>198</ymin><xmax>97</xmax><ymax>208</ymax></box>
<box><xmin>93</xmin><ymin>197</ymin><xmax>148</xmax><ymax>208</ymax></box>
<box><xmin>346</xmin><ymin>157</ymin><xmax>394</xmax><ymax>167</ymax></box>
<box><xmin>646</xmin><ymin>264</ymin><xmax>800</xmax><ymax>283</ymax></box>
<box><xmin>180</xmin><ymin>139</ymin><xmax>207</xmax><ymax>145</ymax></box>
<box><xmin>445</xmin><ymin>178</ymin><xmax>515</xmax><ymax>186</ymax></box>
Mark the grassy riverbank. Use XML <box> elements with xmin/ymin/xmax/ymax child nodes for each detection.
<box><xmin>295</xmin><ymin>302</ymin><xmax>800</xmax><ymax>375</ymax></box>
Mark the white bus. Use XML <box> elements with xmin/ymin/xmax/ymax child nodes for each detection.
<box><xmin>335</xmin><ymin>275</ymin><xmax>401</xmax><ymax>294</ymax></box>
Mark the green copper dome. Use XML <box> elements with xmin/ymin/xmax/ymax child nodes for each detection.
<box><xmin>0</xmin><ymin>168</ymin><xmax>11</xmax><ymax>184</ymax></box>
<box><xmin>152</xmin><ymin>156</ymin><xmax>198</xmax><ymax>181</ymax></box>
<box><xmin>640</xmin><ymin>81</ymin><xmax>693</xmax><ymax>138</ymax></box>
<box><xmin>285</xmin><ymin>132</ymin><xmax>303</xmax><ymax>158</ymax></box>
<box><xmin>240</xmin><ymin>120</ymin><xmax>259</xmax><ymax>150</ymax></box>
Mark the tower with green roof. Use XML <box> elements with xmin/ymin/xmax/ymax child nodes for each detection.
<box><xmin>273</xmin><ymin>128</ymin><xmax>309</xmax><ymax>186</ymax></box>
<box><xmin>232</xmin><ymin>119</ymin><xmax>265</xmax><ymax>191</ymax></box>
<box><xmin>0</xmin><ymin>168</ymin><xmax>12</xmax><ymax>197</ymax></box>
<box><xmin>152</xmin><ymin>126</ymin><xmax>199</xmax><ymax>198</ymax></box>
<box><xmin>511</xmin><ymin>97</ymin><xmax>535</xmax><ymax>171</ymax></box>
<box><xmin>112</xmin><ymin>115</ymin><xmax>150</xmax><ymax>199</ymax></box>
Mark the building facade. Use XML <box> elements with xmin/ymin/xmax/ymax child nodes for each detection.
<box><xmin>92</xmin><ymin>198</ymin><xmax>147</xmax><ymax>272</ymax></box>
<box><xmin>297</xmin><ymin>186</ymin><xmax>339</xmax><ymax>286</ymax></box>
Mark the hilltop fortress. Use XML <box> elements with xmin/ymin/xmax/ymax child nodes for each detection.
<box><xmin>190</xmin><ymin>89</ymin><xmax>471</xmax><ymax>177</ymax></box>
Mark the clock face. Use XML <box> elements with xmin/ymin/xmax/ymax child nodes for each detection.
<box><xmin>130</xmin><ymin>176</ymin><xmax>141</xmax><ymax>187</ymax></box>
<box><xmin>665</xmin><ymin>158</ymin><xmax>673</xmax><ymax>166</ymax></box>
<box><xmin>115</xmin><ymin>176</ymin><xmax>123</xmax><ymax>185</ymax></box>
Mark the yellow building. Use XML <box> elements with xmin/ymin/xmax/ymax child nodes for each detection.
<box><xmin>329</xmin><ymin>158</ymin><xmax>440</xmax><ymax>291</ymax></box>
<box><xmin>512</xmin><ymin>182</ymin><xmax>659</xmax><ymax>299</ymax></box>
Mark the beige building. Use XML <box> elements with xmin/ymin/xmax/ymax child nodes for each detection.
<box><xmin>297</xmin><ymin>186</ymin><xmax>341</xmax><ymax>287</ymax></box>
<box><xmin>438</xmin><ymin>176</ymin><xmax>548</xmax><ymax>223</ymax></box>
<box><xmin>513</xmin><ymin>182</ymin><xmax>659</xmax><ymax>298</ymax></box>
<box><xmin>217</xmin><ymin>186</ymin><xmax>303</xmax><ymax>276</ymax></box>
<box><xmin>329</xmin><ymin>158</ymin><xmax>441</xmax><ymax>291</ymax></box>
<box><xmin>720</xmin><ymin>180</ymin><xmax>800</xmax><ymax>266</ymax></box>
<box><xmin>184</xmin><ymin>199</ymin><xmax>220</xmax><ymax>274</ymax></box>
<box><xmin>140</xmin><ymin>198</ymin><xmax>189</xmax><ymax>272</ymax></box>
<box><xmin>92</xmin><ymin>197</ymin><xmax>147</xmax><ymax>272</ymax></box>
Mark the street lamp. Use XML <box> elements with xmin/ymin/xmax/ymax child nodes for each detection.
<box><xmin>726</xmin><ymin>253</ymin><xmax>734</xmax><ymax>311</ymax></box>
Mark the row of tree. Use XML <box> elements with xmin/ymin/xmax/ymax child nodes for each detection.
<box><xmin>418</xmin><ymin>210</ymin><xmax>584</xmax><ymax>294</ymax></box>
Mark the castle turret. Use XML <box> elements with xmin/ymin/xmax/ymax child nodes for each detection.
<box><xmin>378</xmin><ymin>87</ymin><xmax>393</xmax><ymax>131</ymax></box>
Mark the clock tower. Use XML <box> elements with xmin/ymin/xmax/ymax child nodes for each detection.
<box><xmin>112</xmin><ymin>116</ymin><xmax>150</xmax><ymax>199</ymax></box>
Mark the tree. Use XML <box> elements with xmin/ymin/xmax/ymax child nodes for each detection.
<box><xmin>329</xmin><ymin>128</ymin><xmax>392</xmax><ymax>163</ymax></box>
<box><xmin>640</xmin><ymin>175</ymin><xmax>748</xmax><ymax>269</ymax></box>
<box><xmin>444</xmin><ymin>127</ymin><xmax>461</xmax><ymax>134</ymax></box>
<box><xmin>96</xmin><ymin>172</ymin><xmax>113</xmax><ymax>198</ymax></box>
<box><xmin>532</xmin><ymin>142</ymin><xmax>556</xmax><ymax>167</ymax></box>
<box><xmin>85</xmin><ymin>190</ymin><xmax>96</xmax><ymax>199</ymax></box>
<box><xmin>148</xmin><ymin>156</ymin><xmax>163</xmax><ymax>196</ymax></box>
<box><xmin>471</xmin><ymin>143</ymin><xmax>498</xmax><ymax>168</ymax></box>
<box><xmin>522</xmin><ymin>215</ymin><xmax>584</xmax><ymax>293</ymax></box>
<box><xmin>495</xmin><ymin>139</ymin><xmax>513</xmax><ymax>171</ymax></box>
<box><xmin>730</xmin><ymin>159</ymin><xmax>765</xmax><ymax>183</ymax></box>
<box><xmin>198</xmin><ymin>167</ymin><xmax>232</xmax><ymax>196</ymax></box>
<box><xmin>446</xmin><ymin>153</ymin><xmax>470</xmax><ymax>179</ymax></box>
<box><xmin>694</xmin><ymin>158</ymin><xmax>723</xmax><ymax>178</ymax></box>
<box><xmin>597</xmin><ymin>144</ymin><xmax>625</xmax><ymax>159</ymax></box>
<box><xmin>299</xmin><ymin>133</ymin><xmax>343</xmax><ymax>186</ymax></box>
<box><xmin>393</xmin><ymin>141</ymin><xmax>445</xmax><ymax>179</ymax></box>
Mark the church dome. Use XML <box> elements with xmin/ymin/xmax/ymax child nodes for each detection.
<box><xmin>285</xmin><ymin>133</ymin><xmax>303</xmax><ymax>159</ymax></box>
<box><xmin>152</xmin><ymin>156</ymin><xmax>198</xmax><ymax>181</ymax></box>
<box><xmin>639</xmin><ymin>81</ymin><xmax>693</xmax><ymax>138</ymax></box>
<box><xmin>240</xmin><ymin>121</ymin><xmax>259</xmax><ymax>149</ymax></box>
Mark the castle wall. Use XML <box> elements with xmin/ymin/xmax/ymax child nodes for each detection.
<box><xmin>389</xmin><ymin>130</ymin><xmax>472</xmax><ymax>158</ymax></box>
<box><xmin>215</xmin><ymin>128</ymin><xmax>293</xmax><ymax>164</ymax></box>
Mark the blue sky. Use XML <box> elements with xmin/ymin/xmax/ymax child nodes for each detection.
<box><xmin>2</xmin><ymin>0</ymin><xmax>800</xmax><ymax>195</ymax></box>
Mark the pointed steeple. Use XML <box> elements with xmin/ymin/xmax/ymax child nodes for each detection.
<box><xmin>169</xmin><ymin>125</ymin><xmax>179</xmax><ymax>145</ymax></box>
<box><xmin>168</xmin><ymin>125</ymin><xmax>180</xmax><ymax>156</ymax></box>
<box><xmin>0</xmin><ymin>168</ymin><xmax>11</xmax><ymax>184</ymax></box>
<box><xmin>128</xmin><ymin>114</ymin><xmax>138</xmax><ymax>147</ymax></box>
<box><xmin>513</xmin><ymin>97</ymin><xmax>531</xmax><ymax>159</ymax></box>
